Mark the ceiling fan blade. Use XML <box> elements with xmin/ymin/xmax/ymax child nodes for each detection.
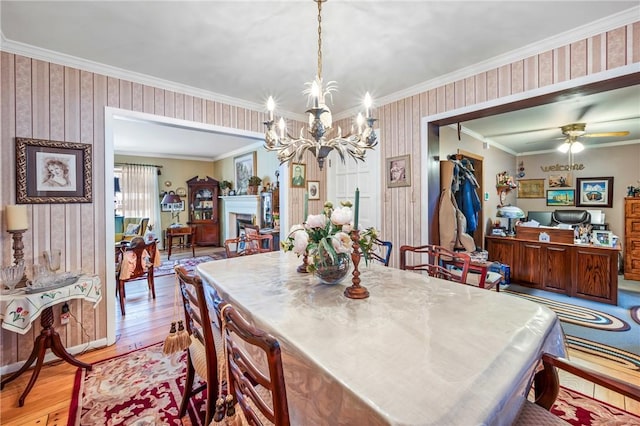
<box><xmin>583</xmin><ymin>131</ymin><xmax>630</xmax><ymax>138</ymax></box>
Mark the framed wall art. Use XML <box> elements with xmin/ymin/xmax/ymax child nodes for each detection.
<box><xmin>161</xmin><ymin>200</ymin><xmax>185</xmax><ymax>212</ymax></box>
<box><xmin>291</xmin><ymin>162</ymin><xmax>306</xmax><ymax>187</ymax></box>
<box><xmin>546</xmin><ymin>189</ymin><xmax>575</xmax><ymax>206</ymax></box>
<box><xmin>576</xmin><ymin>177</ymin><xmax>613</xmax><ymax>208</ymax></box>
<box><xmin>548</xmin><ymin>173</ymin><xmax>571</xmax><ymax>188</ymax></box>
<box><xmin>307</xmin><ymin>180</ymin><xmax>320</xmax><ymax>200</ymax></box>
<box><xmin>386</xmin><ymin>154</ymin><xmax>411</xmax><ymax>188</ymax></box>
<box><xmin>517</xmin><ymin>179</ymin><xmax>545</xmax><ymax>198</ymax></box>
<box><xmin>16</xmin><ymin>137</ymin><xmax>92</xmax><ymax>204</ymax></box>
<box><xmin>234</xmin><ymin>151</ymin><xmax>256</xmax><ymax>195</ymax></box>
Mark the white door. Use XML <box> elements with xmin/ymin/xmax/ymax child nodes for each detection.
<box><xmin>326</xmin><ymin>140</ymin><xmax>381</xmax><ymax>231</ymax></box>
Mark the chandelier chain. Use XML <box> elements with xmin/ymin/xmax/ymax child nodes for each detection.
<box><xmin>317</xmin><ymin>0</ymin><xmax>323</xmax><ymax>79</ymax></box>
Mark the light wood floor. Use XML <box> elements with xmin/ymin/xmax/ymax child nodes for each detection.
<box><xmin>1</xmin><ymin>248</ymin><xmax>638</xmax><ymax>424</ymax></box>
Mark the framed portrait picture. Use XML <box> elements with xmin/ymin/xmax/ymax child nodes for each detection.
<box><xmin>546</xmin><ymin>189</ymin><xmax>575</xmax><ymax>206</ymax></box>
<box><xmin>16</xmin><ymin>137</ymin><xmax>92</xmax><ymax>204</ymax></box>
<box><xmin>517</xmin><ymin>179</ymin><xmax>545</xmax><ymax>198</ymax></box>
<box><xmin>576</xmin><ymin>177</ymin><xmax>613</xmax><ymax>208</ymax></box>
<box><xmin>592</xmin><ymin>230</ymin><xmax>614</xmax><ymax>247</ymax></box>
<box><xmin>234</xmin><ymin>151</ymin><xmax>256</xmax><ymax>195</ymax></box>
<box><xmin>307</xmin><ymin>180</ymin><xmax>320</xmax><ymax>200</ymax></box>
<box><xmin>291</xmin><ymin>163</ymin><xmax>306</xmax><ymax>188</ymax></box>
<box><xmin>386</xmin><ymin>154</ymin><xmax>411</xmax><ymax>188</ymax></box>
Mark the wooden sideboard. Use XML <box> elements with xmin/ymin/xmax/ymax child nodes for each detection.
<box><xmin>624</xmin><ymin>197</ymin><xmax>640</xmax><ymax>280</ymax></box>
<box><xmin>486</xmin><ymin>233</ymin><xmax>620</xmax><ymax>305</ymax></box>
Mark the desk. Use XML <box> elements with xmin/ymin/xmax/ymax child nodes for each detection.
<box><xmin>166</xmin><ymin>226</ymin><xmax>195</xmax><ymax>260</ymax></box>
<box><xmin>198</xmin><ymin>252</ymin><xmax>565</xmax><ymax>425</ymax></box>
<box><xmin>0</xmin><ymin>275</ymin><xmax>102</xmax><ymax>406</ymax></box>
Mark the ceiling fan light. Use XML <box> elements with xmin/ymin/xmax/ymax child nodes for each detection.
<box><xmin>557</xmin><ymin>142</ymin><xmax>570</xmax><ymax>153</ymax></box>
<box><xmin>571</xmin><ymin>141</ymin><xmax>584</xmax><ymax>153</ymax></box>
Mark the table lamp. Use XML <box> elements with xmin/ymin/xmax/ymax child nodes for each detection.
<box><xmin>5</xmin><ymin>205</ymin><xmax>29</xmax><ymax>286</ymax></box>
<box><xmin>497</xmin><ymin>205</ymin><xmax>525</xmax><ymax>236</ymax></box>
<box><xmin>161</xmin><ymin>192</ymin><xmax>183</xmax><ymax>226</ymax></box>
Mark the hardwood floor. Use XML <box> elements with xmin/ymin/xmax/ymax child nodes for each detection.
<box><xmin>1</xmin><ymin>249</ymin><xmax>638</xmax><ymax>424</ymax></box>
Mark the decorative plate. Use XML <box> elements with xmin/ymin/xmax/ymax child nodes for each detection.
<box><xmin>176</xmin><ymin>187</ymin><xmax>187</xmax><ymax>197</ymax></box>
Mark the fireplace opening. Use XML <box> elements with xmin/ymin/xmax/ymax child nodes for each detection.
<box><xmin>236</xmin><ymin>214</ymin><xmax>254</xmax><ymax>237</ymax></box>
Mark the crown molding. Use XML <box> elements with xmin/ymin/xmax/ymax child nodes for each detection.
<box><xmin>336</xmin><ymin>7</ymin><xmax>639</xmax><ymax>120</ymax></box>
<box><xmin>0</xmin><ymin>31</ymin><xmax>308</xmax><ymax>122</ymax></box>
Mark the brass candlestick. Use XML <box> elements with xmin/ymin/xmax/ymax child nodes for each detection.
<box><xmin>8</xmin><ymin>229</ymin><xmax>28</xmax><ymax>287</ymax></box>
<box><xmin>297</xmin><ymin>250</ymin><xmax>309</xmax><ymax>273</ymax></box>
<box><xmin>344</xmin><ymin>230</ymin><xmax>369</xmax><ymax>299</ymax></box>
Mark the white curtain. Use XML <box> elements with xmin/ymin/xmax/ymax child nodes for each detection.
<box><xmin>121</xmin><ymin>164</ymin><xmax>162</xmax><ymax>248</ymax></box>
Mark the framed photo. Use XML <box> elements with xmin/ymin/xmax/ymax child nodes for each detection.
<box><xmin>546</xmin><ymin>189</ymin><xmax>575</xmax><ymax>206</ymax></box>
<box><xmin>592</xmin><ymin>230</ymin><xmax>614</xmax><ymax>247</ymax></box>
<box><xmin>517</xmin><ymin>179</ymin><xmax>545</xmax><ymax>198</ymax></box>
<box><xmin>291</xmin><ymin>163</ymin><xmax>306</xmax><ymax>188</ymax></box>
<box><xmin>16</xmin><ymin>137</ymin><xmax>92</xmax><ymax>204</ymax></box>
<box><xmin>386</xmin><ymin>154</ymin><xmax>411</xmax><ymax>188</ymax></box>
<box><xmin>161</xmin><ymin>200</ymin><xmax>185</xmax><ymax>212</ymax></box>
<box><xmin>548</xmin><ymin>173</ymin><xmax>571</xmax><ymax>188</ymax></box>
<box><xmin>307</xmin><ymin>180</ymin><xmax>320</xmax><ymax>200</ymax></box>
<box><xmin>576</xmin><ymin>177</ymin><xmax>613</xmax><ymax>208</ymax></box>
<box><xmin>234</xmin><ymin>151</ymin><xmax>256</xmax><ymax>195</ymax></box>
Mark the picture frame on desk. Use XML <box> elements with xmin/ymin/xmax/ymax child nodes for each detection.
<box><xmin>576</xmin><ymin>177</ymin><xmax>613</xmax><ymax>208</ymax></box>
<box><xmin>592</xmin><ymin>230</ymin><xmax>614</xmax><ymax>247</ymax></box>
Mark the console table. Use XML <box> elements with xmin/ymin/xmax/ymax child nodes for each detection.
<box><xmin>166</xmin><ymin>226</ymin><xmax>195</xmax><ymax>260</ymax></box>
<box><xmin>0</xmin><ymin>275</ymin><xmax>102</xmax><ymax>406</ymax></box>
<box><xmin>486</xmin><ymin>234</ymin><xmax>620</xmax><ymax>305</ymax></box>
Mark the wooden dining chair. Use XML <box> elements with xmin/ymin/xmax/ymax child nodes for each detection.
<box><xmin>116</xmin><ymin>236</ymin><xmax>157</xmax><ymax>315</ymax></box>
<box><xmin>399</xmin><ymin>244</ymin><xmax>471</xmax><ymax>283</ymax></box>
<box><xmin>516</xmin><ymin>352</ymin><xmax>640</xmax><ymax>424</ymax></box>
<box><xmin>220</xmin><ymin>302</ymin><xmax>290</xmax><ymax>426</ymax></box>
<box><xmin>370</xmin><ymin>238</ymin><xmax>392</xmax><ymax>266</ymax></box>
<box><xmin>224</xmin><ymin>236</ymin><xmax>251</xmax><ymax>258</ymax></box>
<box><xmin>247</xmin><ymin>233</ymin><xmax>274</xmax><ymax>253</ymax></box>
<box><xmin>174</xmin><ymin>266</ymin><xmax>225</xmax><ymax>425</ymax></box>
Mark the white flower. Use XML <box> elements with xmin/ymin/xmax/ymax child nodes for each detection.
<box><xmin>289</xmin><ymin>224</ymin><xmax>305</xmax><ymax>234</ymax></box>
<box><xmin>292</xmin><ymin>231</ymin><xmax>309</xmax><ymax>255</ymax></box>
<box><xmin>332</xmin><ymin>232</ymin><xmax>353</xmax><ymax>254</ymax></box>
<box><xmin>342</xmin><ymin>223</ymin><xmax>353</xmax><ymax>233</ymax></box>
<box><xmin>331</xmin><ymin>207</ymin><xmax>353</xmax><ymax>226</ymax></box>
<box><xmin>306</xmin><ymin>214</ymin><xmax>327</xmax><ymax>229</ymax></box>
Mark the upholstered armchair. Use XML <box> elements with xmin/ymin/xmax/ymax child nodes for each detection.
<box><xmin>115</xmin><ymin>217</ymin><xmax>149</xmax><ymax>242</ymax></box>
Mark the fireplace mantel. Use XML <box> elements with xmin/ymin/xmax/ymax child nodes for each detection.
<box><xmin>220</xmin><ymin>195</ymin><xmax>260</xmax><ymax>241</ymax></box>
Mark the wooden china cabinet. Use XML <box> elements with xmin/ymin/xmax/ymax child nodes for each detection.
<box><xmin>187</xmin><ymin>176</ymin><xmax>220</xmax><ymax>246</ymax></box>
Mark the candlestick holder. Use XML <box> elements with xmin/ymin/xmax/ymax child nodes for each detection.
<box><xmin>344</xmin><ymin>230</ymin><xmax>369</xmax><ymax>299</ymax></box>
<box><xmin>297</xmin><ymin>250</ymin><xmax>309</xmax><ymax>273</ymax></box>
<box><xmin>7</xmin><ymin>229</ymin><xmax>28</xmax><ymax>287</ymax></box>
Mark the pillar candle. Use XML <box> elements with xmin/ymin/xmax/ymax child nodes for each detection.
<box><xmin>303</xmin><ymin>191</ymin><xmax>308</xmax><ymax>223</ymax></box>
<box><xmin>354</xmin><ymin>188</ymin><xmax>360</xmax><ymax>230</ymax></box>
<box><xmin>6</xmin><ymin>205</ymin><xmax>28</xmax><ymax>231</ymax></box>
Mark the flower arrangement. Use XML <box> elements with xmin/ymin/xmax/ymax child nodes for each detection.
<box><xmin>281</xmin><ymin>201</ymin><xmax>379</xmax><ymax>273</ymax></box>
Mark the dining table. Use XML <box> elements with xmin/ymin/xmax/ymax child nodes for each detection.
<box><xmin>197</xmin><ymin>251</ymin><xmax>566</xmax><ymax>425</ymax></box>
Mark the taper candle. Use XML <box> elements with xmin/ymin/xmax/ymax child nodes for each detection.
<box><xmin>303</xmin><ymin>191</ymin><xmax>309</xmax><ymax>222</ymax></box>
<box><xmin>354</xmin><ymin>188</ymin><xmax>360</xmax><ymax>230</ymax></box>
<box><xmin>6</xmin><ymin>205</ymin><xmax>28</xmax><ymax>231</ymax></box>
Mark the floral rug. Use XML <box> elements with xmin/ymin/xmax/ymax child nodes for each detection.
<box><xmin>68</xmin><ymin>343</ymin><xmax>206</xmax><ymax>425</ymax></box>
<box><xmin>68</xmin><ymin>343</ymin><xmax>639</xmax><ymax>425</ymax></box>
<box><xmin>154</xmin><ymin>254</ymin><xmax>226</xmax><ymax>277</ymax></box>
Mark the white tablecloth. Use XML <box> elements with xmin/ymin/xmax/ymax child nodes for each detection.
<box><xmin>198</xmin><ymin>252</ymin><xmax>566</xmax><ymax>426</ymax></box>
<box><xmin>0</xmin><ymin>275</ymin><xmax>102</xmax><ymax>334</ymax></box>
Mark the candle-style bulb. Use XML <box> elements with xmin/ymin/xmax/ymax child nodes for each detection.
<box><xmin>364</xmin><ymin>92</ymin><xmax>372</xmax><ymax>117</ymax></box>
<box><xmin>311</xmin><ymin>80</ymin><xmax>320</xmax><ymax>107</ymax></box>
<box><xmin>267</xmin><ymin>96</ymin><xmax>275</xmax><ymax>121</ymax></box>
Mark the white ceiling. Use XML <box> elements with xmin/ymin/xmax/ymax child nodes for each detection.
<box><xmin>1</xmin><ymin>1</ymin><xmax>639</xmax><ymax>159</ymax></box>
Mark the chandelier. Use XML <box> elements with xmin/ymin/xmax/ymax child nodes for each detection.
<box><xmin>263</xmin><ymin>0</ymin><xmax>377</xmax><ymax>171</ymax></box>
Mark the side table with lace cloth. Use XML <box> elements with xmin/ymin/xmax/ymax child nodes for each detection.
<box><xmin>0</xmin><ymin>275</ymin><xmax>102</xmax><ymax>406</ymax></box>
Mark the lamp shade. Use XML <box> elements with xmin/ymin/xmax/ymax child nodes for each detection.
<box><xmin>497</xmin><ymin>205</ymin><xmax>525</xmax><ymax>219</ymax></box>
<box><xmin>161</xmin><ymin>193</ymin><xmax>181</xmax><ymax>204</ymax></box>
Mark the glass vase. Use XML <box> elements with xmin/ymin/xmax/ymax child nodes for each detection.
<box><xmin>314</xmin><ymin>253</ymin><xmax>351</xmax><ymax>285</ymax></box>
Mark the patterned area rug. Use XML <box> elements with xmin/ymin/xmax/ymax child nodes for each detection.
<box><xmin>154</xmin><ymin>253</ymin><xmax>226</xmax><ymax>277</ymax></box>
<box><xmin>68</xmin><ymin>343</ymin><xmax>639</xmax><ymax>426</ymax></box>
<box><xmin>68</xmin><ymin>343</ymin><xmax>205</xmax><ymax>425</ymax></box>
<box><xmin>504</xmin><ymin>284</ymin><xmax>640</xmax><ymax>372</ymax></box>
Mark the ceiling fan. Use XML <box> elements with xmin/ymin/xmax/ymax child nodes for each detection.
<box><xmin>556</xmin><ymin>122</ymin><xmax>630</xmax><ymax>153</ymax></box>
